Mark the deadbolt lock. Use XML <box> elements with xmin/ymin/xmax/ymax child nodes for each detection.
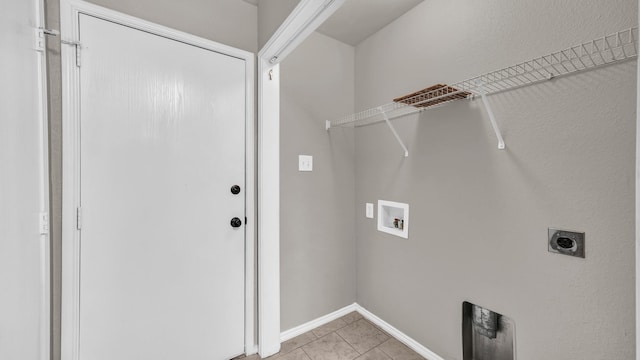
<box><xmin>230</xmin><ymin>217</ymin><xmax>242</xmax><ymax>228</ymax></box>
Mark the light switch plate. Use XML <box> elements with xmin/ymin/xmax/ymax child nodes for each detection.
<box><xmin>298</xmin><ymin>155</ymin><xmax>313</xmax><ymax>172</ymax></box>
<box><xmin>366</xmin><ymin>203</ymin><xmax>374</xmax><ymax>218</ymax></box>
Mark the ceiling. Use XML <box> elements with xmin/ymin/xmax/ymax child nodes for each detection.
<box><xmin>317</xmin><ymin>0</ymin><xmax>424</xmax><ymax>46</ymax></box>
<box><xmin>242</xmin><ymin>0</ymin><xmax>424</xmax><ymax>46</ymax></box>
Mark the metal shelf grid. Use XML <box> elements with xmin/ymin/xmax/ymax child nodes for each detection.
<box><xmin>326</xmin><ymin>27</ymin><xmax>638</xmax><ymax>130</ymax></box>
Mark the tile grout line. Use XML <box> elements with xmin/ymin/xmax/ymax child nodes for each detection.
<box><xmin>365</xmin><ymin>346</ymin><xmax>392</xmax><ymax>360</ymax></box>
<box><xmin>276</xmin><ymin>312</ymin><xmax>424</xmax><ymax>360</ymax></box>
<box><xmin>300</xmin><ymin>344</ymin><xmax>312</xmax><ymax>360</ymax></box>
<box><xmin>376</xmin><ymin>339</ymin><xmax>398</xmax><ymax>360</ymax></box>
<box><xmin>333</xmin><ymin>328</ymin><xmax>362</xmax><ymax>356</ymax></box>
<box><xmin>290</xmin><ymin>332</ymin><xmax>317</xmax><ymax>358</ymax></box>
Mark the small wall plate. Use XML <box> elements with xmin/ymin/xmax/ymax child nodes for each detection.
<box><xmin>548</xmin><ymin>228</ymin><xmax>585</xmax><ymax>258</ymax></box>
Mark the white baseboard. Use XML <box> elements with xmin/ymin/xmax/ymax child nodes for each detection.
<box><xmin>354</xmin><ymin>304</ymin><xmax>445</xmax><ymax>360</ymax></box>
<box><xmin>280</xmin><ymin>303</ymin><xmax>358</xmax><ymax>342</ymax></box>
<box><xmin>278</xmin><ymin>303</ymin><xmax>444</xmax><ymax>360</ymax></box>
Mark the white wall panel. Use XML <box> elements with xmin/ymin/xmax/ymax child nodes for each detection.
<box><xmin>0</xmin><ymin>1</ymin><xmax>50</xmax><ymax>360</ymax></box>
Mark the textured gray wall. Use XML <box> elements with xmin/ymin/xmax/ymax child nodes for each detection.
<box><xmin>43</xmin><ymin>2</ymin><xmax>61</xmax><ymax>360</ymax></box>
<box><xmin>43</xmin><ymin>1</ymin><xmax>257</xmax><ymax>359</ymax></box>
<box><xmin>637</xmin><ymin>3</ymin><xmax>640</xmax><ymax>358</ymax></box>
<box><xmin>280</xmin><ymin>31</ymin><xmax>356</xmax><ymax>331</ymax></box>
<box><xmin>257</xmin><ymin>0</ymin><xmax>301</xmax><ymax>50</ymax></box>
<box><xmin>354</xmin><ymin>1</ymin><xmax>637</xmax><ymax>359</ymax></box>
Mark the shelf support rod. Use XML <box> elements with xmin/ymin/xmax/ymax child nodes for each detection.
<box><xmin>379</xmin><ymin>107</ymin><xmax>409</xmax><ymax>157</ymax></box>
<box><xmin>476</xmin><ymin>84</ymin><xmax>506</xmax><ymax>150</ymax></box>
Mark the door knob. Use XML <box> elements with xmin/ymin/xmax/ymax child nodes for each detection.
<box><xmin>230</xmin><ymin>185</ymin><xmax>241</xmax><ymax>195</ymax></box>
<box><xmin>230</xmin><ymin>217</ymin><xmax>242</xmax><ymax>228</ymax></box>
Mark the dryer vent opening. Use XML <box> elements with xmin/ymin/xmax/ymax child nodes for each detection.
<box><xmin>462</xmin><ymin>302</ymin><xmax>515</xmax><ymax>360</ymax></box>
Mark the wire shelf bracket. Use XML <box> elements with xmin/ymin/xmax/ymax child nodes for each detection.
<box><xmin>476</xmin><ymin>82</ymin><xmax>506</xmax><ymax>150</ymax></box>
<box><xmin>325</xmin><ymin>27</ymin><xmax>638</xmax><ymax>154</ymax></box>
<box><xmin>380</xmin><ymin>107</ymin><xmax>409</xmax><ymax>157</ymax></box>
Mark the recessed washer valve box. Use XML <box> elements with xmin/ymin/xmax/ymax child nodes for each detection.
<box><xmin>548</xmin><ymin>228</ymin><xmax>585</xmax><ymax>258</ymax></box>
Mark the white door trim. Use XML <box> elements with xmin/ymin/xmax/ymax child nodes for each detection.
<box><xmin>35</xmin><ymin>0</ymin><xmax>51</xmax><ymax>359</ymax></box>
<box><xmin>256</xmin><ymin>0</ymin><xmax>345</xmax><ymax>356</ymax></box>
<box><xmin>59</xmin><ymin>1</ymin><xmax>256</xmax><ymax>358</ymax></box>
<box><xmin>257</xmin><ymin>57</ymin><xmax>280</xmax><ymax>357</ymax></box>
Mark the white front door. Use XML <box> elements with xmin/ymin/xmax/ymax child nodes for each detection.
<box><xmin>77</xmin><ymin>14</ymin><xmax>246</xmax><ymax>360</ymax></box>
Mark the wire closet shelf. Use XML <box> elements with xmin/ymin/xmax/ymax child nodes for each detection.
<box><xmin>326</xmin><ymin>27</ymin><xmax>638</xmax><ymax>131</ymax></box>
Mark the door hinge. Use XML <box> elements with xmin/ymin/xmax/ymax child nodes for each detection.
<box><xmin>34</xmin><ymin>28</ymin><xmax>46</xmax><ymax>52</ymax></box>
<box><xmin>39</xmin><ymin>212</ymin><xmax>49</xmax><ymax>235</ymax></box>
<box><xmin>76</xmin><ymin>207</ymin><xmax>82</xmax><ymax>230</ymax></box>
<box><xmin>33</xmin><ymin>27</ymin><xmax>82</xmax><ymax>67</ymax></box>
<box><xmin>34</xmin><ymin>27</ymin><xmax>59</xmax><ymax>52</ymax></box>
<box><xmin>60</xmin><ymin>39</ymin><xmax>82</xmax><ymax>67</ymax></box>
<box><xmin>34</xmin><ymin>26</ymin><xmax>82</xmax><ymax>67</ymax></box>
<box><xmin>69</xmin><ymin>41</ymin><xmax>81</xmax><ymax>67</ymax></box>
<box><xmin>75</xmin><ymin>44</ymin><xmax>81</xmax><ymax>67</ymax></box>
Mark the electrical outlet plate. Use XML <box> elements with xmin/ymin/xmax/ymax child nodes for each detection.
<box><xmin>548</xmin><ymin>228</ymin><xmax>585</xmax><ymax>258</ymax></box>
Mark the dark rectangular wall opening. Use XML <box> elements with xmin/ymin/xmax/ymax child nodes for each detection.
<box><xmin>462</xmin><ymin>302</ymin><xmax>515</xmax><ymax>360</ymax></box>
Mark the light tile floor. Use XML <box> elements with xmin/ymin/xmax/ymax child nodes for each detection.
<box><xmin>243</xmin><ymin>312</ymin><xmax>424</xmax><ymax>360</ymax></box>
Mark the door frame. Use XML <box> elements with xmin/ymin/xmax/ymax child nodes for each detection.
<box><xmin>256</xmin><ymin>0</ymin><xmax>345</xmax><ymax>356</ymax></box>
<box><xmin>59</xmin><ymin>1</ymin><xmax>256</xmax><ymax>358</ymax></box>
<box><xmin>35</xmin><ymin>0</ymin><xmax>51</xmax><ymax>358</ymax></box>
